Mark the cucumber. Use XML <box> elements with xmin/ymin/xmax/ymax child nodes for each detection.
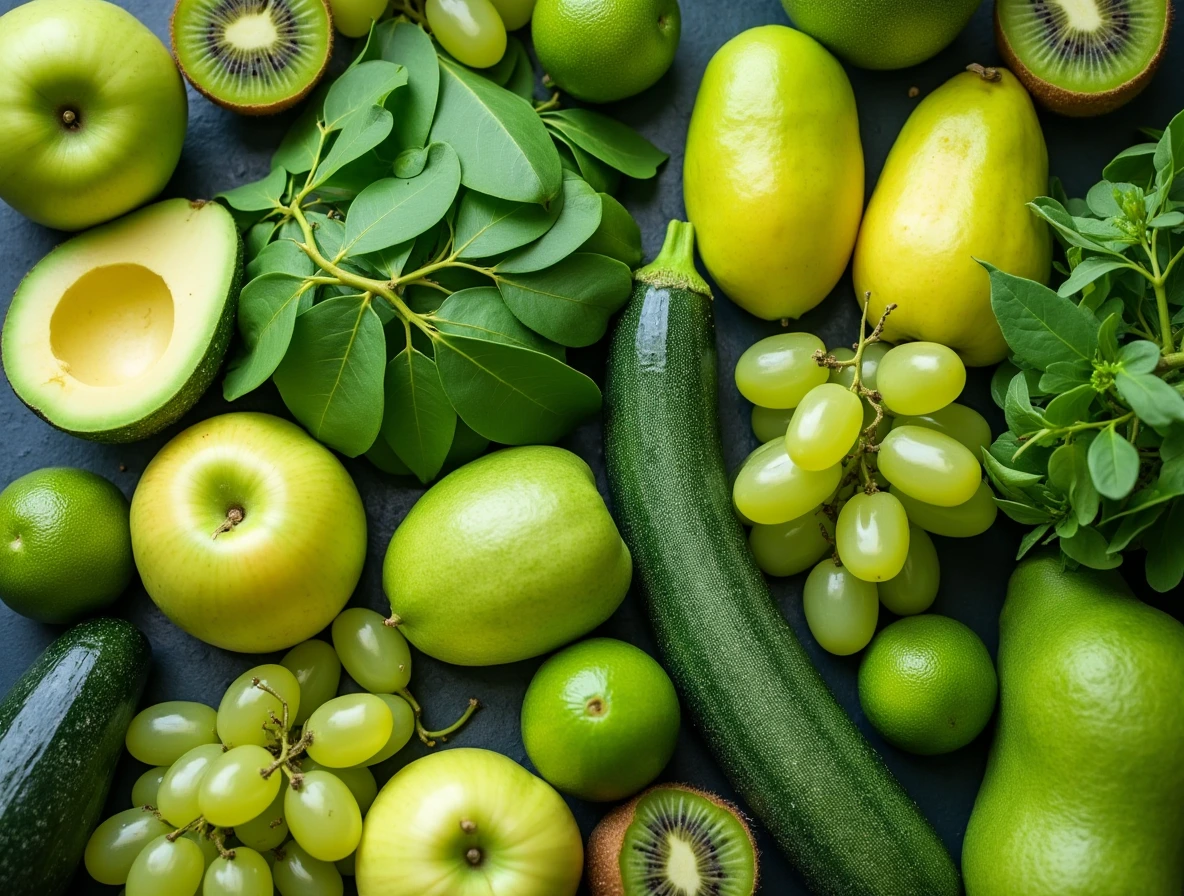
<box><xmin>0</xmin><ymin>618</ymin><xmax>151</xmax><ymax>894</ymax></box>
<box><xmin>604</xmin><ymin>221</ymin><xmax>960</xmax><ymax>896</ymax></box>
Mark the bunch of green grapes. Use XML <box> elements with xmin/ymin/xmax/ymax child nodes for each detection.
<box><xmin>733</xmin><ymin>314</ymin><xmax>997</xmax><ymax>656</ymax></box>
<box><xmin>83</xmin><ymin>609</ymin><xmax>478</xmax><ymax>896</ymax></box>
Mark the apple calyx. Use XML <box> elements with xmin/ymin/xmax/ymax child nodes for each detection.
<box><xmin>585</xmin><ymin>696</ymin><xmax>607</xmax><ymax>717</ymax></box>
<box><xmin>465</xmin><ymin>847</ymin><xmax>483</xmax><ymax>866</ymax></box>
<box><xmin>58</xmin><ymin>108</ymin><xmax>81</xmax><ymax>131</ymax></box>
<box><xmin>212</xmin><ymin>505</ymin><xmax>246</xmax><ymax>540</ymax></box>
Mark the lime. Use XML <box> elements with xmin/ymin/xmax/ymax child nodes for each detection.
<box><xmin>858</xmin><ymin>614</ymin><xmax>997</xmax><ymax>755</ymax></box>
<box><xmin>532</xmin><ymin>0</ymin><xmax>680</xmax><ymax>103</ymax></box>
<box><xmin>0</xmin><ymin>467</ymin><xmax>133</xmax><ymax>623</ymax></box>
<box><xmin>521</xmin><ymin>638</ymin><xmax>680</xmax><ymax>801</ymax></box>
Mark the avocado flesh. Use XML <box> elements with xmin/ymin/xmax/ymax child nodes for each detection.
<box><xmin>2</xmin><ymin>198</ymin><xmax>242</xmax><ymax>442</ymax></box>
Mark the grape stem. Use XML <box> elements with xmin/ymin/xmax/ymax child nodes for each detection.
<box><xmin>251</xmin><ymin>679</ymin><xmax>314</xmax><ymax>784</ymax></box>
<box><xmin>211</xmin><ymin>827</ymin><xmax>236</xmax><ymax>861</ymax></box>
<box><xmin>400</xmin><ymin>688</ymin><xmax>481</xmax><ymax>747</ymax></box>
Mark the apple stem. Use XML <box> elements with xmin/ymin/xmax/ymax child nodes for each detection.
<box><xmin>400</xmin><ymin>688</ymin><xmax>481</xmax><ymax>747</ymax></box>
<box><xmin>212</xmin><ymin>506</ymin><xmax>245</xmax><ymax>540</ymax></box>
<box><xmin>60</xmin><ymin>108</ymin><xmax>80</xmax><ymax>129</ymax></box>
<box><xmin>966</xmin><ymin>63</ymin><xmax>1002</xmax><ymax>82</ymax></box>
<box><xmin>384</xmin><ymin>613</ymin><xmax>402</xmax><ymax>628</ymax></box>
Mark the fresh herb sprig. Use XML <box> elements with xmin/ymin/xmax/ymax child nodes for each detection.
<box><xmin>984</xmin><ymin>110</ymin><xmax>1184</xmax><ymax>591</ymax></box>
<box><xmin>215</xmin><ymin>19</ymin><xmax>666</xmax><ymax>483</ymax></box>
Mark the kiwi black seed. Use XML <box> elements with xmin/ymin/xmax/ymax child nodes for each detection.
<box><xmin>171</xmin><ymin>0</ymin><xmax>334</xmax><ymax>116</ymax></box>
<box><xmin>995</xmin><ymin>0</ymin><xmax>1171</xmax><ymax>117</ymax></box>
<box><xmin>587</xmin><ymin>784</ymin><xmax>758</xmax><ymax>896</ymax></box>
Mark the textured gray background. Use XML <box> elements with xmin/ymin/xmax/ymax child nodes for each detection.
<box><xmin>0</xmin><ymin>0</ymin><xmax>1181</xmax><ymax>893</ymax></box>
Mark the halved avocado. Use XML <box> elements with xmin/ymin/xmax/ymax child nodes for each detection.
<box><xmin>2</xmin><ymin>199</ymin><xmax>242</xmax><ymax>442</ymax></box>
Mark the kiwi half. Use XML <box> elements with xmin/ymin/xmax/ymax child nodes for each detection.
<box><xmin>587</xmin><ymin>785</ymin><xmax>758</xmax><ymax>896</ymax></box>
<box><xmin>995</xmin><ymin>0</ymin><xmax>1172</xmax><ymax>117</ymax></box>
<box><xmin>171</xmin><ymin>0</ymin><xmax>334</xmax><ymax>116</ymax></box>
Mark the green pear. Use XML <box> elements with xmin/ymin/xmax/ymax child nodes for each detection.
<box><xmin>383</xmin><ymin>447</ymin><xmax>632</xmax><ymax>666</ymax></box>
<box><xmin>963</xmin><ymin>556</ymin><xmax>1184</xmax><ymax>895</ymax></box>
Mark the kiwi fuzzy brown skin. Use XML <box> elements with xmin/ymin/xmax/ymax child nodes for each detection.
<box><xmin>995</xmin><ymin>1</ymin><xmax>1172</xmax><ymax>117</ymax></box>
<box><xmin>586</xmin><ymin>784</ymin><xmax>760</xmax><ymax>896</ymax></box>
<box><xmin>169</xmin><ymin>0</ymin><xmax>335</xmax><ymax>116</ymax></box>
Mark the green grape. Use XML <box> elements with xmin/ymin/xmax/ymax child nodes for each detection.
<box><xmin>836</xmin><ymin>492</ymin><xmax>911</xmax><ymax>583</ymax></box>
<box><xmin>125</xmin><ymin>833</ymin><xmax>205</xmax><ymax>896</ymax></box>
<box><xmin>304</xmin><ymin>693</ymin><xmax>393</xmax><ymax>768</ymax></box>
<box><xmin>203</xmin><ymin>847</ymin><xmax>272</xmax><ymax>896</ymax></box>
<box><xmin>893</xmin><ymin>402</ymin><xmax>992</xmax><ymax>456</ymax></box>
<box><xmin>327</xmin><ymin>0</ymin><xmax>388</xmax><ymax>39</ymax></box>
<box><xmin>785</xmin><ymin>383</ymin><xmax>864</xmax><ymax>471</ymax></box>
<box><xmin>84</xmin><ymin>807</ymin><xmax>172</xmax><ymax>885</ymax></box>
<box><xmin>299</xmin><ymin>760</ymin><xmax>379</xmax><ymax>816</ymax></box>
<box><xmin>751</xmin><ymin>405</ymin><xmax>794</xmax><ymax>443</ymax></box>
<box><xmin>895</xmin><ymin>480</ymin><xmax>998</xmax><ymax>538</ymax></box>
<box><xmin>273</xmin><ymin>840</ymin><xmax>344</xmax><ymax>896</ymax></box>
<box><xmin>336</xmin><ymin>852</ymin><xmax>355</xmax><ymax>876</ymax></box>
<box><xmin>749</xmin><ymin>508</ymin><xmax>832</xmax><ymax>578</ymax></box>
<box><xmin>157</xmin><ymin>743</ymin><xmax>225</xmax><ymax>827</ymax></box>
<box><xmin>878</xmin><ymin>426</ymin><xmax>982</xmax><ymax>508</ymax></box>
<box><xmin>198</xmin><ymin>744</ymin><xmax>282</xmax><ymax>827</ymax></box>
<box><xmin>876</xmin><ymin>342</ymin><xmax>966</xmax><ymax>415</ymax></box>
<box><xmin>733</xmin><ymin>439</ymin><xmax>841</xmax><ymax>525</ymax></box>
<box><xmin>425</xmin><ymin>0</ymin><xmax>508</xmax><ymax>69</ymax></box>
<box><xmin>802</xmin><ymin>560</ymin><xmax>879</xmax><ymax>656</ymax></box>
<box><xmin>131</xmin><ymin>767</ymin><xmax>168</xmax><ymax>808</ymax></box>
<box><xmin>284</xmin><ymin>770</ymin><xmax>363</xmax><ymax>862</ymax></box>
<box><xmin>217</xmin><ymin>664</ymin><xmax>302</xmax><ymax>748</ymax></box>
<box><xmin>734</xmin><ymin>332</ymin><xmax>829</xmax><ymax>409</ymax></box>
<box><xmin>488</xmin><ymin>0</ymin><xmax>535</xmax><ymax>29</ymax></box>
<box><xmin>281</xmin><ymin>640</ymin><xmax>342</xmax><ymax>726</ymax></box>
<box><xmin>879</xmin><ymin>526</ymin><xmax>940</xmax><ymax>616</ymax></box>
<box><xmin>360</xmin><ymin>693</ymin><xmax>415</xmax><ymax>767</ymax></box>
<box><xmin>827</xmin><ymin>341</ymin><xmax>890</xmax><ymax>391</ymax></box>
<box><xmin>234</xmin><ymin>786</ymin><xmax>288</xmax><ymax>852</ymax></box>
<box><xmin>185</xmin><ymin>829</ymin><xmax>220</xmax><ymax>868</ymax></box>
<box><xmin>126</xmin><ymin>701</ymin><xmax>218</xmax><ymax>766</ymax></box>
<box><xmin>331</xmin><ymin>608</ymin><xmax>412</xmax><ymax>694</ymax></box>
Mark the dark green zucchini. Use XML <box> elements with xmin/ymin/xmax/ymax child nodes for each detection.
<box><xmin>0</xmin><ymin>618</ymin><xmax>150</xmax><ymax>894</ymax></box>
<box><xmin>604</xmin><ymin>221</ymin><xmax>960</xmax><ymax>895</ymax></box>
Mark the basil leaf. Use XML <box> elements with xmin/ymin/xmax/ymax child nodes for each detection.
<box><xmin>1115</xmin><ymin>371</ymin><xmax>1184</xmax><ymax>430</ymax></box>
<box><xmin>1145</xmin><ymin>498</ymin><xmax>1184</xmax><ymax>591</ymax></box>
<box><xmin>1017</xmin><ymin>523</ymin><xmax>1052</xmax><ymax>560</ymax></box>
<box><xmin>223</xmin><ymin>274</ymin><xmax>315</xmax><ymax>401</ymax></box>
<box><xmin>1088</xmin><ymin>427</ymin><xmax>1140</xmax><ymax>500</ymax></box>
<box><xmin>541</xmin><ymin>109</ymin><xmax>667</xmax><ymax>179</ymax></box>
<box><xmin>323</xmin><ymin>61</ymin><xmax>408</xmax><ymax>131</ymax></box>
<box><xmin>454</xmin><ymin>190</ymin><xmax>562</xmax><ymax>260</ymax></box>
<box><xmin>1057</xmin><ymin>256</ymin><xmax>1131</xmax><ymax>297</ymax></box>
<box><xmin>1004</xmin><ymin>372</ymin><xmax>1047</xmax><ymax>435</ymax></box>
<box><xmin>496</xmin><ymin>253</ymin><xmax>632</xmax><ymax>347</ymax></box>
<box><xmin>343</xmin><ymin>143</ymin><xmax>461</xmax><ymax>256</ymax></box>
<box><xmin>497</xmin><ymin>173</ymin><xmax>603</xmax><ymax>273</ymax></box>
<box><xmin>1048</xmin><ymin>441</ymin><xmax>1099</xmax><ymax>526</ymax></box>
<box><xmin>433</xmin><ymin>287</ymin><xmax>564</xmax><ymax>359</ymax></box>
<box><xmin>314</xmin><ymin>106</ymin><xmax>394</xmax><ymax>186</ymax></box>
<box><xmin>431</xmin><ymin>55</ymin><xmax>562</xmax><ymax>203</ymax></box>
<box><xmin>1060</xmin><ymin>526</ymin><xmax>1123</xmax><ymax>569</ymax></box>
<box><xmin>274</xmin><ymin>296</ymin><xmax>386</xmax><ymax>457</ymax></box>
<box><xmin>985</xmin><ymin>264</ymin><xmax>1098</xmax><ymax>370</ymax></box>
<box><xmin>434</xmin><ymin>332</ymin><xmax>601</xmax><ymax>443</ymax></box>
<box><xmin>1118</xmin><ymin>339</ymin><xmax>1162</xmax><ymax>374</ymax></box>
<box><xmin>1043</xmin><ymin>383</ymin><xmax>1097</xmax><ymax>427</ymax></box>
<box><xmin>996</xmin><ymin>500</ymin><xmax>1055</xmax><ymax>525</ymax></box>
<box><xmin>381</xmin><ymin>348</ymin><xmax>457</xmax><ymax>483</ymax></box>
<box><xmin>375</xmin><ymin>20</ymin><xmax>438</xmax><ymax>149</ymax></box>
<box><xmin>246</xmin><ymin>240</ymin><xmax>313</xmax><ymax>282</ymax></box>
<box><xmin>1039</xmin><ymin>360</ymin><xmax>1092</xmax><ymax>393</ymax></box>
<box><xmin>579</xmin><ymin>193</ymin><xmax>643</xmax><ymax>268</ymax></box>
<box><xmin>218</xmin><ymin>166</ymin><xmax>288</xmax><ymax>212</ymax></box>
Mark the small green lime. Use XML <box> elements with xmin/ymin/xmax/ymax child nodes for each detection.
<box><xmin>858</xmin><ymin>614</ymin><xmax>997</xmax><ymax>755</ymax></box>
<box><xmin>532</xmin><ymin>0</ymin><xmax>681</xmax><ymax>103</ymax></box>
<box><xmin>0</xmin><ymin>467</ymin><xmax>133</xmax><ymax>623</ymax></box>
<box><xmin>522</xmin><ymin>638</ymin><xmax>680</xmax><ymax>801</ymax></box>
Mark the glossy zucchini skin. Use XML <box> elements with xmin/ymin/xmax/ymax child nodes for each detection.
<box><xmin>603</xmin><ymin>222</ymin><xmax>960</xmax><ymax>896</ymax></box>
<box><xmin>0</xmin><ymin>618</ymin><xmax>150</xmax><ymax>894</ymax></box>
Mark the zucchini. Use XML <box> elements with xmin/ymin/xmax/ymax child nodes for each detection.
<box><xmin>604</xmin><ymin>221</ymin><xmax>960</xmax><ymax>895</ymax></box>
<box><xmin>0</xmin><ymin>618</ymin><xmax>150</xmax><ymax>894</ymax></box>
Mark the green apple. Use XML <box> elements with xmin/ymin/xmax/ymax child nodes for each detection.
<box><xmin>0</xmin><ymin>0</ymin><xmax>187</xmax><ymax>231</ymax></box>
<box><xmin>130</xmin><ymin>412</ymin><xmax>367</xmax><ymax>653</ymax></box>
<box><xmin>356</xmin><ymin>748</ymin><xmax>584</xmax><ymax>896</ymax></box>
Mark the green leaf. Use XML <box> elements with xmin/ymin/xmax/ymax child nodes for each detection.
<box><xmin>996</xmin><ymin>499</ymin><xmax>1056</xmax><ymax>525</ymax></box>
<box><xmin>991</xmin><ymin>360</ymin><xmax>1020</xmax><ymax>408</ymax></box>
<box><xmin>1088</xmin><ymin>426</ymin><xmax>1140</xmax><ymax>500</ymax></box>
<box><xmin>1085</xmin><ymin>181</ymin><xmax>1123</xmax><ymax>218</ymax></box>
<box><xmin>1060</xmin><ymin>526</ymin><xmax>1123</xmax><ymax>569</ymax></box>
<box><xmin>306</xmin><ymin>212</ymin><xmax>346</xmax><ymax>259</ymax></box>
<box><xmin>393</xmin><ymin>145</ymin><xmax>429</xmax><ymax>178</ymax></box>
<box><xmin>991</xmin><ymin>431</ymin><xmax>1051</xmax><ymax>475</ymax></box>
<box><xmin>479</xmin><ymin>34</ymin><xmax>521</xmax><ymax>86</ymax></box>
<box><xmin>1145</xmin><ymin>498</ymin><xmax>1184</xmax><ymax>591</ymax></box>
<box><xmin>541</xmin><ymin>109</ymin><xmax>667</xmax><ymax>179</ymax></box>
<box><xmin>245</xmin><ymin>239</ymin><xmax>312</xmax><ymax>282</ymax></box>
<box><xmin>1039</xmin><ymin>360</ymin><xmax>1092</xmax><ymax>393</ymax></box>
<box><xmin>454</xmin><ymin>190</ymin><xmax>562</xmax><ymax>259</ymax></box>
<box><xmin>223</xmin><ymin>274</ymin><xmax>315</xmax><ymax>401</ymax></box>
<box><xmin>1161</xmin><ymin>425</ymin><xmax>1184</xmax><ymax>462</ymax></box>
<box><xmin>217</xmin><ymin>166</ymin><xmax>288</xmax><ymax>212</ymax></box>
<box><xmin>342</xmin><ymin>143</ymin><xmax>461</xmax><ymax>256</ymax></box>
<box><xmin>1043</xmin><ymin>383</ymin><xmax>1097</xmax><ymax>426</ymax></box>
<box><xmin>1057</xmin><ymin>256</ymin><xmax>1131</xmax><ymax>297</ymax></box>
<box><xmin>273</xmin><ymin>93</ymin><xmax>327</xmax><ymax>174</ymax></box>
<box><xmin>1097</xmin><ymin>312</ymin><xmax>1121</xmax><ymax>360</ymax></box>
<box><xmin>1153</xmin><ymin>109</ymin><xmax>1184</xmax><ymax>194</ymax></box>
<box><xmin>503</xmin><ymin>37</ymin><xmax>534</xmax><ymax>101</ymax></box>
<box><xmin>381</xmin><ymin>348</ymin><xmax>457</xmax><ymax>483</ymax></box>
<box><xmin>1106</xmin><ymin>502</ymin><xmax>1166</xmax><ymax>552</ymax></box>
<box><xmin>1004</xmin><ymin>372</ymin><xmax>1047</xmax><ymax>435</ymax></box>
<box><xmin>244</xmin><ymin>221</ymin><xmax>276</xmax><ymax>263</ymax></box>
<box><xmin>496</xmin><ymin>253</ymin><xmax>632</xmax><ymax>347</ymax></box>
<box><xmin>1017</xmin><ymin>523</ymin><xmax>1052</xmax><ymax>560</ymax></box>
<box><xmin>434</xmin><ymin>332</ymin><xmax>601</xmax><ymax>443</ymax></box>
<box><xmin>273</xmin><ymin>296</ymin><xmax>386</xmax><ymax>456</ymax></box>
<box><xmin>1149</xmin><ymin>211</ymin><xmax>1184</xmax><ymax>228</ymax></box>
<box><xmin>985</xmin><ymin>263</ymin><xmax>1098</xmax><ymax>370</ymax></box>
<box><xmin>980</xmin><ymin>449</ymin><xmax>1042</xmax><ymax>501</ymax></box>
<box><xmin>359</xmin><ymin>240</ymin><xmax>415</xmax><ymax>280</ymax></box>
<box><xmin>1103</xmin><ymin>143</ymin><xmax>1157</xmax><ymax>185</ymax></box>
<box><xmin>1118</xmin><ymin>339</ymin><xmax>1162</xmax><ymax>374</ymax></box>
<box><xmin>323</xmin><ymin>60</ymin><xmax>408</xmax><ymax>131</ymax></box>
<box><xmin>1115</xmin><ymin>371</ymin><xmax>1184</xmax><ymax>430</ymax></box>
<box><xmin>433</xmin><ymin>287</ymin><xmax>564</xmax><ymax>359</ymax></box>
<box><xmin>579</xmin><ymin>193</ymin><xmax>642</xmax><ymax>268</ymax></box>
<box><xmin>443</xmin><ymin>418</ymin><xmax>490</xmax><ymax>468</ymax></box>
<box><xmin>431</xmin><ymin>55</ymin><xmax>562</xmax><ymax>203</ymax></box>
<box><xmin>549</xmin><ymin>129</ymin><xmax>621</xmax><ymax>195</ymax></box>
<box><xmin>1027</xmin><ymin>197</ymin><xmax>1124</xmax><ymax>254</ymax></box>
<box><xmin>374</xmin><ymin>20</ymin><xmax>438</xmax><ymax>150</ymax></box>
<box><xmin>314</xmin><ymin>106</ymin><xmax>394</xmax><ymax>186</ymax></box>
<box><xmin>1048</xmin><ymin>441</ymin><xmax>1099</xmax><ymax>525</ymax></box>
<box><xmin>497</xmin><ymin>173</ymin><xmax>602</xmax><ymax>273</ymax></box>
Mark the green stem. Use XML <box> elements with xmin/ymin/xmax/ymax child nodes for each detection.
<box><xmin>1011</xmin><ymin>412</ymin><xmax>1136</xmax><ymax>462</ymax></box>
<box><xmin>399</xmin><ymin>688</ymin><xmax>480</xmax><ymax>748</ymax></box>
<box><xmin>634</xmin><ymin>220</ymin><xmax>712</xmax><ymax>296</ymax></box>
<box><xmin>534</xmin><ymin>92</ymin><xmax>561</xmax><ymax>113</ymax></box>
<box><xmin>1159</xmin><ymin>351</ymin><xmax>1184</xmax><ymax>371</ymax></box>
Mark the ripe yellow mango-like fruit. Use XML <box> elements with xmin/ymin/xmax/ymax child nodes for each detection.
<box><xmin>854</xmin><ymin>66</ymin><xmax>1051</xmax><ymax>367</ymax></box>
<box><xmin>684</xmin><ymin>25</ymin><xmax>864</xmax><ymax>320</ymax></box>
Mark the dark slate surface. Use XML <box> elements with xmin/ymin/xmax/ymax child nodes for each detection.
<box><xmin>0</xmin><ymin>1</ymin><xmax>1181</xmax><ymax>893</ymax></box>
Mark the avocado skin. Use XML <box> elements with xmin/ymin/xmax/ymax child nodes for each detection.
<box><xmin>963</xmin><ymin>555</ymin><xmax>1184</xmax><ymax>895</ymax></box>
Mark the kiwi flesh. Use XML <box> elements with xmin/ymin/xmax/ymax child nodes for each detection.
<box><xmin>587</xmin><ymin>784</ymin><xmax>758</xmax><ymax>896</ymax></box>
<box><xmin>995</xmin><ymin>0</ymin><xmax>1171</xmax><ymax>117</ymax></box>
<box><xmin>171</xmin><ymin>0</ymin><xmax>334</xmax><ymax>116</ymax></box>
